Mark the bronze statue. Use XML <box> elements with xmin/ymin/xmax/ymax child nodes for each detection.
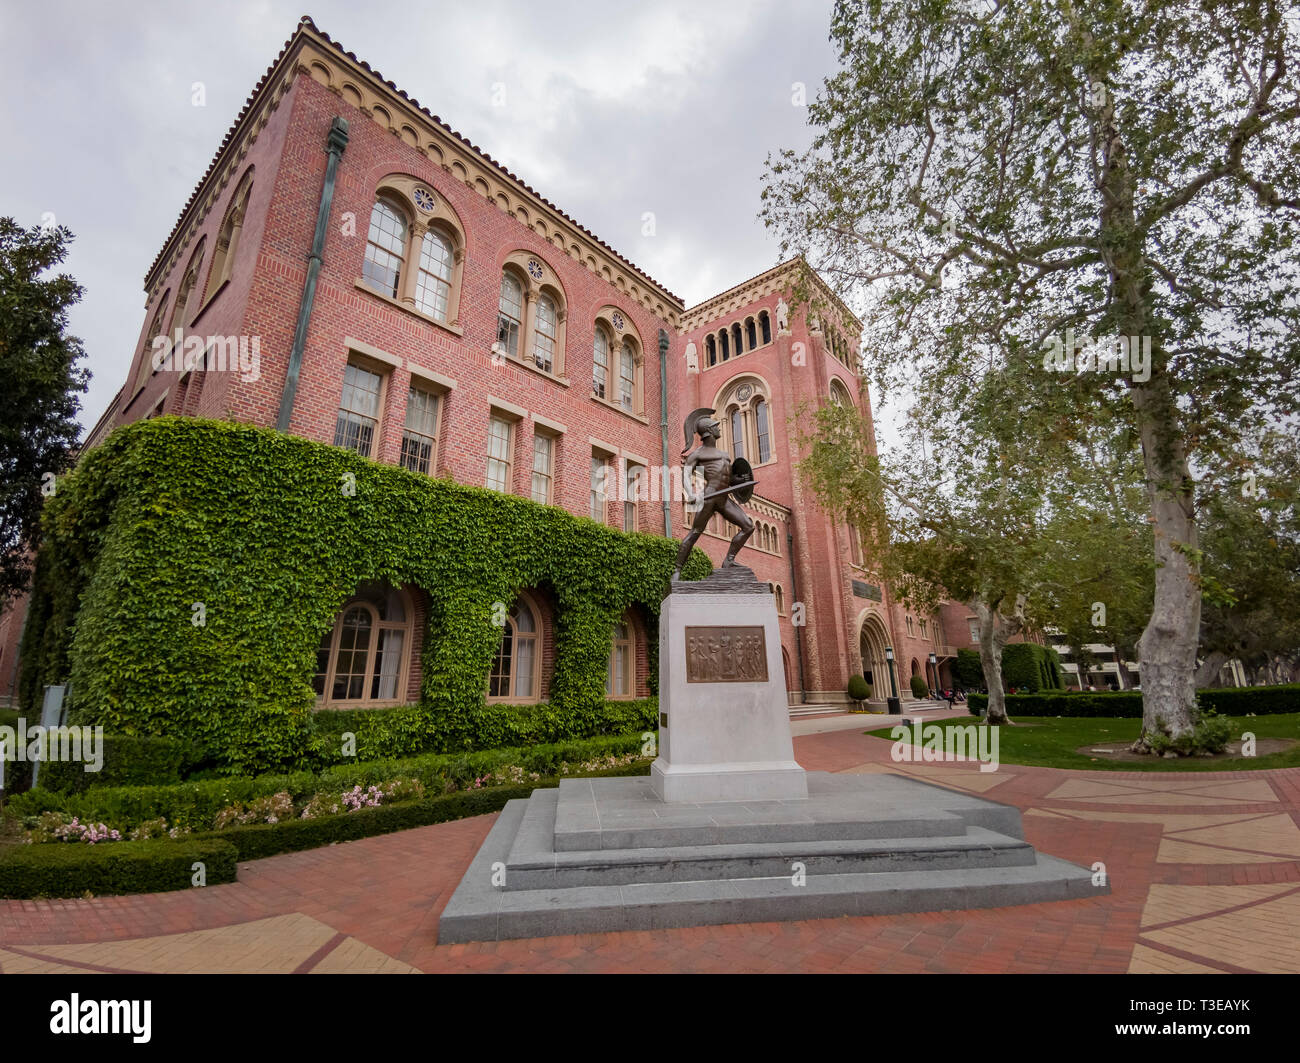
<box><xmin>672</xmin><ymin>407</ymin><xmax>756</xmax><ymax>579</ymax></box>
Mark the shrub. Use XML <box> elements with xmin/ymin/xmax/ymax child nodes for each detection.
<box><xmin>1146</xmin><ymin>709</ymin><xmax>1233</xmax><ymax>756</ymax></box>
<box><xmin>909</xmin><ymin>674</ymin><xmax>929</xmax><ymax>699</ymax></box>
<box><xmin>37</xmin><ymin>735</ymin><xmax>193</xmax><ymax>793</ymax></box>
<box><xmin>954</xmin><ymin>648</ymin><xmax>983</xmax><ymax>690</ymax></box>
<box><xmin>0</xmin><ymin>837</ymin><xmax>238</xmax><ymax>899</ymax></box>
<box><xmin>19</xmin><ymin>418</ymin><xmax>709</xmax><ymax>774</ymax></box>
<box><xmin>966</xmin><ymin>685</ymin><xmax>1298</xmax><ymax>719</ymax></box>
<box><xmin>846</xmin><ymin>675</ymin><xmax>872</xmax><ymax>705</ymax></box>
<box><xmin>4</xmin><ymin>732</ymin><xmax>652</xmax><ymax>833</ymax></box>
<box><xmin>1198</xmin><ymin>684</ymin><xmax>1300</xmax><ymax>716</ymax></box>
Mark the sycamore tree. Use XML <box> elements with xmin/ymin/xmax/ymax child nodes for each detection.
<box><xmin>0</xmin><ymin>219</ymin><xmax>89</xmax><ymax>606</ymax></box>
<box><xmin>763</xmin><ymin>0</ymin><xmax>1300</xmax><ymax>751</ymax></box>
<box><xmin>796</xmin><ymin>360</ymin><xmax>1081</xmax><ymax>724</ymax></box>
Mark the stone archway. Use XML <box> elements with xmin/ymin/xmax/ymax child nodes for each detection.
<box><xmin>858</xmin><ymin>612</ymin><xmax>891</xmax><ymax>701</ymax></box>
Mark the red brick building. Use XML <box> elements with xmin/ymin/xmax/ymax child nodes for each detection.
<box><xmin>10</xmin><ymin>17</ymin><xmax>963</xmax><ymax>711</ymax></box>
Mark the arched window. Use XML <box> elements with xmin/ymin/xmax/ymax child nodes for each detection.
<box><xmin>312</xmin><ymin>582</ymin><xmax>412</xmax><ymax>707</ymax></box>
<box><xmin>720</xmin><ymin>329</ymin><xmax>730</xmax><ymax>361</ymax></box>
<box><xmin>705</xmin><ymin>335</ymin><xmax>717</xmax><ymax>367</ymax></box>
<box><xmin>593</xmin><ymin>326</ymin><xmax>610</xmax><ymax>398</ymax></box>
<box><xmin>760</xmin><ymin>311</ymin><xmax>772</xmax><ymax>344</ymax></box>
<box><xmin>746</xmin><ymin>317</ymin><xmax>758</xmax><ymax>350</ymax></box>
<box><xmin>717</xmin><ymin>378</ymin><xmax>775</xmax><ymax>466</ymax></box>
<box><xmin>167</xmin><ymin>239</ymin><xmax>206</xmax><ymax>338</ymax></box>
<box><xmin>830</xmin><ymin>378</ymin><xmax>855</xmax><ymax>408</ymax></box>
<box><xmin>775</xmin><ymin>584</ymin><xmax>785</xmax><ymax>614</ymax></box>
<box><xmin>533</xmin><ymin>292</ymin><xmax>558</xmax><ymax>372</ymax></box>
<box><xmin>607</xmin><ymin>620</ymin><xmax>634</xmax><ymax>698</ymax></box>
<box><xmin>136</xmin><ymin>291</ymin><xmax>171</xmax><ymax>390</ymax></box>
<box><xmin>732</xmin><ymin>322</ymin><xmax>744</xmax><ymax>356</ymax></box>
<box><xmin>755</xmin><ymin>399</ymin><xmax>771</xmax><ymax>463</ymax></box>
<box><xmin>359</xmin><ymin>179</ymin><xmax>467</xmax><ymax>325</ymax></box>
<box><xmin>362</xmin><ymin>198</ymin><xmax>407</xmax><ymax>298</ymax></box>
<box><xmin>618</xmin><ymin>339</ymin><xmax>636</xmax><ymax>410</ymax></box>
<box><xmin>415</xmin><ymin>228</ymin><xmax>454</xmax><ymax>321</ymax></box>
<box><xmin>489</xmin><ymin>598</ymin><xmax>541</xmax><ymax>703</ymax></box>
<box><xmin>205</xmin><ymin>168</ymin><xmax>253</xmax><ymax>302</ymax></box>
<box><xmin>497</xmin><ymin>271</ymin><xmax>524</xmax><ymax>358</ymax></box>
<box><xmin>848</xmin><ymin>523</ymin><xmax>864</xmax><ymax>567</ymax></box>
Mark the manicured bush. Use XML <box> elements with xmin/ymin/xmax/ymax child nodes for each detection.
<box><xmin>304</xmin><ymin>697</ymin><xmax>658</xmax><ymax>766</ymax></box>
<box><xmin>909</xmin><ymin>674</ymin><xmax>929</xmax><ymax>699</ymax></box>
<box><xmin>1002</xmin><ymin>643</ymin><xmax>1064</xmax><ymax>693</ymax></box>
<box><xmin>37</xmin><ymin>735</ymin><xmax>193</xmax><ymax>794</ymax></box>
<box><xmin>846</xmin><ymin>675</ymin><xmax>872</xmax><ymax>705</ymax></box>
<box><xmin>954</xmin><ymin>648</ymin><xmax>983</xmax><ymax>690</ymax></box>
<box><xmin>1198</xmin><ymin>684</ymin><xmax>1300</xmax><ymax>716</ymax></box>
<box><xmin>966</xmin><ymin>685</ymin><xmax>1299</xmax><ymax>718</ymax></box>
<box><xmin>19</xmin><ymin>418</ymin><xmax>709</xmax><ymax>775</ymax></box>
<box><xmin>4</xmin><ymin>731</ymin><xmax>653</xmax><ymax>832</ymax></box>
<box><xmin>196</xmin><ymin>758</ymin><xmax>651</xmax><ymax>862</ymax></box>
<box><xmin>0</xmin><ymin>837</ymin><xmax>238</xmax><ymax>899</ymax></box>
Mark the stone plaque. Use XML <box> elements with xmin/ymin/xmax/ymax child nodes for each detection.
<box><xmin>684</xmin><ymin>626</ymin><xmax>768</xmax><ymax>683</ymax></box>
<box><xmin>852</xmin><ymin>579</ymin><xmax>882</xmax><ymax>601</ymax></box>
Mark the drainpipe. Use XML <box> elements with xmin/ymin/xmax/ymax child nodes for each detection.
<box><xmin>276</xmin><ymin>116</ymin><xmax>349</xmax><ymax>432</ymax></box>
<box><xmin>787</xmin><ymin>531</ymin><xmax>807</xmax><ymax>704</ymax></box>
<box><xmin>658</xmin><ymin>329</ymin><xmax>671</xmax><ymax>536</ymax></box>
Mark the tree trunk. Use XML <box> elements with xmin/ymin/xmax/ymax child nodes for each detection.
<box><xmin>974</xmin><ymin>598</ymin><xmax>1014</xmax><ymax>725</ymax></box>
<box><xmin>1194</xmin><ymin>649</ymin><xmax>1229</xmax><ymax>689</ymax></box>
<box><xmin>1088</xmin><ymin>56</ymin><xmax>1201</xmax><ymax>754</ymax></box>
<box><xmin>1130</xmin><ymin>376</ymin><xmax>1201</xmax><ymax>751</ymax></box>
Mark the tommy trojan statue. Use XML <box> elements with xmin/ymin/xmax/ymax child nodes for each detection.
<box><xmin>672</xmin><ymin>407</ymin><xmax>757</xmax><ymax>580</ymax></box>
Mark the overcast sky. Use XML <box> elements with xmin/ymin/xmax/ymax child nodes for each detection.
<box><xmin>0</xmin><ymin>0</ymin><xmax>855</xmax><ymax>439</ymax></box>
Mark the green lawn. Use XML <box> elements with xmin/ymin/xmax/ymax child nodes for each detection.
<box><xmin>864</xmin><ymin>712</ymin><xmax>1300</xmax><ymax>772</ymax></box>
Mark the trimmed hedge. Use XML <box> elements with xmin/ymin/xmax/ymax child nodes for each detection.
<box><xmin>967</xmin><ymin>685</ymin><xmax>1300</xmax><ymax>718</ymax></box>
<box><xmin>1001</xmin><ymin>642</ymin><xmax>1065</xmax><ymax>692</ymax></box>
<box><xmin>19</xmin><ymin>418</ymin><xmax>709</xmax><ymax>774</ymax></box>
<box><xmin>4</xmin><ymin>732</ymin><xmax>652</xmax><ymax>832</ymax></box>
<box><xmin>0</xmin><ymin>837</ymin><xmax>238</xmax><ymax>899</ymax></box>
<box><xmin>197</xmin><ymin>759</ymin><xmax>651</xmax><ymax>862</ymax></box>
<box><xmin>304</xmin><ymin>697</ymin><xmax>658</xmax><ymax>766</ymax></box>
<box><xmin>37</xmin><ymin>735</ymin><xmax>193</xmax><ymax>794</ymax></box>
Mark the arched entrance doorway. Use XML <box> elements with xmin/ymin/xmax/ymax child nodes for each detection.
<box><xmin>858</xmin><ymin>613</ymin><xmax>891</xmax><ymax>700</ymax></box>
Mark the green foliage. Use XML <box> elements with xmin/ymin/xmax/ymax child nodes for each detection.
<box><xmin>967</xmin><ymin>685</ymin><xmax>1300</xmax><ymax>719</ymax></box>
<box><xmin>1001</xmin><ymin>643</ymin><xmax>1064</xmax><ymax>693</ymax></box>
<box><xmin>909</xmin><ymin>674</ymin><xmax>929</xmax><ymax>699</ymax></box>
<box><xmin>0</xmin><ymin>219</ymin><xmax>90</xmax><ymax>607</ymax></box>
<box><xmin>0</xmin><ymin>837</ymin><xmax>237</xmax><ymax>899</ymax></box>
<box><xmin>194</xmin><ymin>759</ymin><xmax>651</xmax><ymax>863</ymax></box>
<box><xmin>846</xmin><ymin>674</ymin><xmax>872</xmax><ymax>702</ymax></box>
<box><xmin>954</xmin><ymin>649</ymin><xmax>983</xmax><ymax>690</ymax></box>
<box><xmin>37</xmin><ymin>735</ymin><xmax>194</xmax><ymax>794</ymax></box>
<box><xmin>1146</xmin><ymin>710</ymin><xmax>1232</xmax><ymax>757</ymax></box>
<box><xmin>4</xmin><ymin>731</ymin><xmax>652</xmax><ymax>832</ymax></box>
<box><xmin>19</xmin><ymin>419</ymin><xmax>708</xmax><ymax>774</ymax></box>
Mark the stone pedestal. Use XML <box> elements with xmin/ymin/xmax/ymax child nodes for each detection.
<box><xmin>651</xmin><ymin>565</ymin><xmax>807</xmax><ymax>803</ymax></box>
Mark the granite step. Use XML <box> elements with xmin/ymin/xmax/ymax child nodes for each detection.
<box><xmin>437</xmin><ymin>799</ymin><xmax>1105</xmax><ymax>944</ymax></box>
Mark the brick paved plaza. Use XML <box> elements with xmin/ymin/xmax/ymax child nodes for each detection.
<box><xmin>3</xmin><ymin>721</ymin><xmax>1297</xmax><ymax>975</ymax></box>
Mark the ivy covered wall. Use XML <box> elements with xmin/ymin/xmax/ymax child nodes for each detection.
<box><xmin>20</xmin><ymin>419</ymin><xmax>709</xmax><ymax>773</ymax></box>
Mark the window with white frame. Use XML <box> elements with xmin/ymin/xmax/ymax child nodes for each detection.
<box><xmin>486</xmin><ymin>415</ymin><xmax>514</xmax><ymax>492</ymax></box>
<box><xmin>531</xmin><ymin>432</ymin><xmax>555</xmax><ymax>505</ymax></box>
<box><xmin>400</xmin><ymin>385</ymin><xmax>441</xmax><ymax>474</ymax></box>
<box><xmin>334</xmin><ymin>362</ymin><xmax>384</xmax><ymax>457</ymax></box>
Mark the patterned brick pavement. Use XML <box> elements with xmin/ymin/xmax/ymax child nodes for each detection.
<box><xmin>2</xmin><ymin>725</ymin><xmax>1297</xmax><ymax>974</ymax></box>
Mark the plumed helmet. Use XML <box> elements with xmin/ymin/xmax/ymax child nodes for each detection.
<box><xmin>683</xmin><ymin>407</ymin><xmax>717</xmax><ymax>448</ymax></box>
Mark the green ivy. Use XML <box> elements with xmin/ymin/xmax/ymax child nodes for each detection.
<box><xmin>19</xmin><ymin>418</ymin><xmax>709</xmax><ymax>774</ymax></box>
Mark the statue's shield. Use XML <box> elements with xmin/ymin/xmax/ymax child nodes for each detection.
<box><xmin>730</xmin><ymin>457</ymin><xmax>755</xmax><ymax>503</ymax></box>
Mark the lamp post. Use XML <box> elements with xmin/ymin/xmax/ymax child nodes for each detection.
<box><xmin>885</xmin><ymin>646</ymin><xmax>901</xmax><ymax>715</ymax></box>
<box><xmin>928</xmin><ymin>651</ymin><xmax>939</xmax><ymax>700</ymax></box>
